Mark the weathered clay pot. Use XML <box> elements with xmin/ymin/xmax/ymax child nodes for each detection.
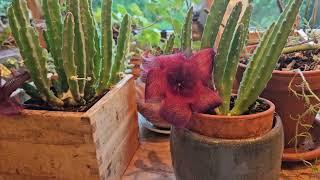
<box><xmin>187</xmin><ymin>98</ymin><xmax>275</xmax><ymax>139</ymax></box>
<box><xmin>237</xmin><ymin>64</ymin><xmax>320</xmax><ymax>148</ymax></box>
<box><xmin>171</xmin><ymin>116</ymin><xmax>284</xmax><ymax>180</ymax></box>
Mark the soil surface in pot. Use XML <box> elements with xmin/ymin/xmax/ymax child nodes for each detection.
<box><xmin>241</xmin><ymin>49</ymin><xmax>320</xmax><ymax>71</ymax></box>
<box><xmin>24</xmin><ymin>90</ymin><xmax>109</xmax><ymax>112</ymax></box>
<box><xmin>207</xmin><ymin>96</ymin><xmax>270</xmax><ymax>115</ymax></box>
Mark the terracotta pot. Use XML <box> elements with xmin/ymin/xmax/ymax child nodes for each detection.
<box><xmin>187</xmin><ymin>97</ymin><xmax>275</xmax><ymax>139</ymax></box>
<box><xmin>236</xmin><ymin>63</ymin><xmax>320</xmax><ymax>148</ymax></box>
<box><xmin>135</xmin><ymin>79</ymin><xmax>171</xmax><ymax>129</ymax></box>
<box><xmin>171</xmin><ymin>116</ymin><xmax>284</xmax><ymax>180</ymax></box>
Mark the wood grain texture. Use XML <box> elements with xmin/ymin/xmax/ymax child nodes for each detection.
<box><xmin>0</xmin><ymin>75</ymin><xmax>138</xmax><ymax>180</ymax></box>
<box><xmin>122</xmin><ymin>126</ymin><xmax>320</xmax><ymax>180</ymax></box>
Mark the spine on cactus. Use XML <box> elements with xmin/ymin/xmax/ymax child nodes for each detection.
<box><xmin>97</xmin><ymin>0</ymin><xmax>113</xmax><ymax>94</ymax></box>
<box><xmin>79</xmin><ymin>0</ymin><xmax>98</xmax><ymax>98</ymax></box>
<box><xmin>201</xmin><ymin>0</ymin><xmax>230</xmax><ymax>49</ymax></box>
<box><xmin>231</xmin><ymin>0</ymin><xmax>303</xmax><ymax>115</ymax></box>
<box><xmin>108</xmin><ymin>14</ymin><xmax>132</xmax><ymax>86</ymax></box>
<box><xmin>8</xmin><ymin>0</ymin><xmax>63</xmax><ymax>106</ymax></box>
<box><xmin>42</xmin><ymin>0</ymin><xmax>68</xmax><ymax>93</ymax></box>
<box><xmin>66</xmin><ymin>0</ymin><xmax>87</xmax><ymax>96</ymax></box>
<box><xmin>164</xmin><ymin>33</ymin><xmax>175</xmax><ymax>54</ymax></box>
<box><xmin>181</xmin><ymin>7</ymin><xmax>193</xmax><ymax>52</ymax></box>
<box><xmin>62</xmin><ymin>12</ymin><xmax>81</xmax><ymax>103</ymax></box>
<box><xmin>213</xmin><ymin>2</ymin><xmax>242</xmax><ymax>115</ymax></box>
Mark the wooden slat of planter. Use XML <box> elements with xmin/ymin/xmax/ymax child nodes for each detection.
<box><xmin>0</xmin><ymin>75</ymin><xmax>139</xmax><ymax>180</ymax></box>
<box><xmin>84</xmin><ymin>75</ymin><xmax>139</xmax><ymax>180</ymax></box>
<box><xmin>0</xmin><ymin>141</ymin><xmax>99</xmax><ymax>179</ymax></box>
<box><xmin>0</xmin><ymin>111</ymin><xmax>92</xmax><ymax>145</ymax></box>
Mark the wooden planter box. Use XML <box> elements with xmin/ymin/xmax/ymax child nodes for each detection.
<box><xmin>0</xmin><ymin>75</ymin><xmax>139</xmax><ymax>180</ymax></box>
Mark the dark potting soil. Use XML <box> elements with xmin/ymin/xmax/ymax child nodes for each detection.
<box><xmin>23</xmin><ymin>90</ymin><xmax>108</xmax><ymax>112</ymax></box>
<box><xmin>207</xmin><ymin>96</ymin><xmax>270</xmax><ymax>115</ymax></box>
<box><xmin>241</xmin><ymin>49</ymin><xmax>320</xmax><ymax>71</ymax></box>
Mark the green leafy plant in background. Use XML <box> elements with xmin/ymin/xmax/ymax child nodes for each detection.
<box><xmin>0</xmin><ymin>0</ymin><xmax>11</xmax><ymax>17</ymax></box>
<box><xmin>104</xmin><ymin>0</ymin><xmax>200</xmax><ymax>48</ymax></box>
<box><xmin>8</xmin><ymin>0</ymin><xmax>131</xmax><ymax>108</ymax></box>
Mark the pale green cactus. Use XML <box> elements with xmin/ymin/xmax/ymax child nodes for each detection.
<box><xmin>231</xmin><ymin>0</ymin><xmax>303</xmax><ymax>115</ymax></box>
<box><xmin>200</xmin><ymin>0</ymin><xmax>303</xmax><ymax>115</ymax></box>
<box><xmin>178</xmin><ymin>0</ymin><xmax>303</xmax><ymax>115</ymax></box>
<box><xmin>8</xmin><ymin>0</ymin><xmax>132</xmax><ymax>107</ymax></box>
<box><xmin>181</xmin><ymin>7</ymin><xmax>193</xmax><ymax>52</ymax></box>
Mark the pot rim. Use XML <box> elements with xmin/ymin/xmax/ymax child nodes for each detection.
<box><xmin>174</xmin><ymin>115</ymin><xmax>282</xmax><ymax>144</ymax></box>
<box><xmin>192</xmin><ymin>97</ymin><xmax>275</xmax><ymax>121</ymax></box>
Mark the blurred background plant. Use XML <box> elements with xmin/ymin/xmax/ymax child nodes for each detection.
<box><xmin>0</xmin><ymin>0</ymin><xmax>11</xmax><ymax>46</ymax></box>
<box><xmin>92</xmin><ymin>0</ymin><xmax>201</xmax><ymax>49</ymax></box>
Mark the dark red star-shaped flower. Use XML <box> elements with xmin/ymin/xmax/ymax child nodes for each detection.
<box><xmin>144</xmin><ymin>48</ymin><xmax>222</xmax><ymax>127</ymax></box>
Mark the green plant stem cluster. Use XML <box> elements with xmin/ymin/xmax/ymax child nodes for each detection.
<box><xmin>8</xmin><ymin>0</ymin><xmax>131</xmax><ymax>107</ymax></box>
<box><xmin>180</xmin><ymin>0</ymin><xmax>303</xmax><ymax>116</ymax></box>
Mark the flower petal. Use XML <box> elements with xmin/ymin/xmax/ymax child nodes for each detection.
<box><xmin>141</xmin><ymin>52</ymin><xmax>185</xmax><ymax>71</ymax></box>
<box><xmin>190</xmin><ymin>82</ymin><xmax>222</xmax><ymax>113</ymax></box>
<box><xmin>189</xmin><ymin>48</ymin><xmax>215</xmax><ymax>83</ymax></box>
<box><xmin>160</xmin><ymin>96</ymin><xmax>192</xmax><ymax>128</ymax></box>
<box><xmin>145</xmin><ymin>68</ymin><xmax>166</xmax><ymax>103</ymax></box>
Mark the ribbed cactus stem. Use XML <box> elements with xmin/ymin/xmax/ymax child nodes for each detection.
<box><xmin>108</xmin><ymin>14</ymin><xmax>131</xmax><ymax>86</ymax></box>
<box><xmin>240</xmin><ymin>4</ymin><xmax>253</xmax><ymax>50</ymax></box>
<box><xmin>219</xmin><ymin>24</ymin><xmax>245</xmax><ymax>115</ymax></box>
<box><xmin>79</xmin><ymin>0</ymin><xmax>98</xmax><ymax>98</ymax></box>
<box><xmin>201</xmin><ymin>0</ymin><xmax>230</xmax><ymax>49</ymax></box>
<box><xmin>8</xmin><ymin>1</ymin><xmax>63</xmax><ymax>106</ymax></box>
<box><xmin>236</xmin><ymin>23</ymin><xmax>275</xmax><ymax>102</ymax></box>
<box><xmin>42</xmin><ymin>0</ymin><xmax>68</xmax><ymax>93</ymax></box>
<box><xmin>213</xmin><ymin>2</ymin><xmax>242</xmax><ymax>115</ymax></box>
<box><xmin>67</xmin><ymin>0</ymin><xmax>87</xmax><ymax>97</ymax></box>
<box><xmin>97</xmin><ymin>0</ymin><xmax>113</xmax><ymax>94</ymax></box>
<box><xmin>62</xmin><ymin>12</ymin><xmax>81</xmax><ymax>102</ymax></box>
<box><xmin>43</xmin><ymin>30</ymin><xmax>51</xmax><ymax>53</ymax></box>
<box><xmin>231</xmin><ymin>0</ymin><xmax>303</xmax><ymax>115</ymax></box>
<box><xmin>164</xmin><ymin>33</ymin><xmax>175</xmax><ymax>54</ymax></box>
<box><xmin>282</xmin><ymin>43</ymin><xmax>320</xmax><ymax>54</ymax></box>
<box><xmin>181</xmin><ymin>7</ymin><xmax>193</xmax><ymax>53</ymax></box>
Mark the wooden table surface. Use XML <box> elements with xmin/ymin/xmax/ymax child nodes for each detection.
<box><xmin>122</xmin><ymin>125</ymin><xmax>320</xmax><ymax>180</ymax></box>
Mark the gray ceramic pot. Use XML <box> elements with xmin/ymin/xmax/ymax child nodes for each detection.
<box><xmin>170</xmin><ymin>116</ymin><xmax>284</xmax><ymax>180</ymax></box>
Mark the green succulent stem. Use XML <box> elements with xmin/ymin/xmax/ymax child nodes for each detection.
<box><xmin>62</xmin><ymin>12</ymin><xmax>81</xmax><ymax>102</ymax></box>
<box><xmin>97</xmin><ymin>0</ymin><xmax>113</xmax><ymax>94</ymax></box>
<box><xmin>8</xmin><ymin>0</ymin><xmax>63</xmax><ymax>106</ymax></box>
<box><xmin>201</xmin><ymin>0</ymin><xmax>230</xmax><ymax>49</ymax></box>
<box><xmin>79</xmin><ymin>0</ymin><xmax>98</xmax><ymax>99</ymax></box>
<box><xmin>42</xmin><ymin>0</ymin><xmax>68</xmax><ymax>93</ymax></box>
<box><xmin>108</xmin><ymin>14</ymin><xmax>132</xmax><ymax>86</ymax></box>
<box><xmin>164</xmin><ymin>33</ymin><xmax>175</xmax><ymax>54</ymax></box>
<box><xmin>282</xmin><ymin>43</ymin><xmax>320</xmax><ymax>54</ymax></box>
<box><xmin>181</xmin><ymin>6</ymin><xmax>193</xmax><ymax>53</ymax></box>
<box><xmin>213</xmin><ymin>2</ymin><xmax>242</xmax><ymax>115</ymax></box>
<box><xmin>67</xmin><ymin>0</ymin><xmax>87</xmax><ymax>96</ymax></box>
<box><xmin>231</xmin><ymin>0</ymin><xmax>303</xmax><ymax>115</ymax></box>
<box><xmin>8</xmin><ymin>0</ymin><xmax>136</xmax><ymax>107</ymax></box>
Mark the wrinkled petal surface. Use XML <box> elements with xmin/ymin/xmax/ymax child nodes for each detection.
<box><xmin>189</xmin><ymin>48</ymin><xmax>215</xmax><ymax>83</ymax></box>
<box><xmin>141</xmin><ymin>53</ymin><xmax>185</xmax><ymax>74</ymax></box>
<box><xmin>190</xmin><ymin>82</ymin><xmax>222</xmax><ymax>112</ymax></box>
<box><xmin>144</xmin><ymin>48</ymin><xmax>222</xmax><ymax>128</ymax></box>
<box><xmin>160</xmin><ymin>96</ymin><xmax>192</xmax><ymax>128</ymax></box>
<box><xmin>145</xmin><ymin>68</ymin><xmax>166</xmax><ymax>103</ymax></box>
